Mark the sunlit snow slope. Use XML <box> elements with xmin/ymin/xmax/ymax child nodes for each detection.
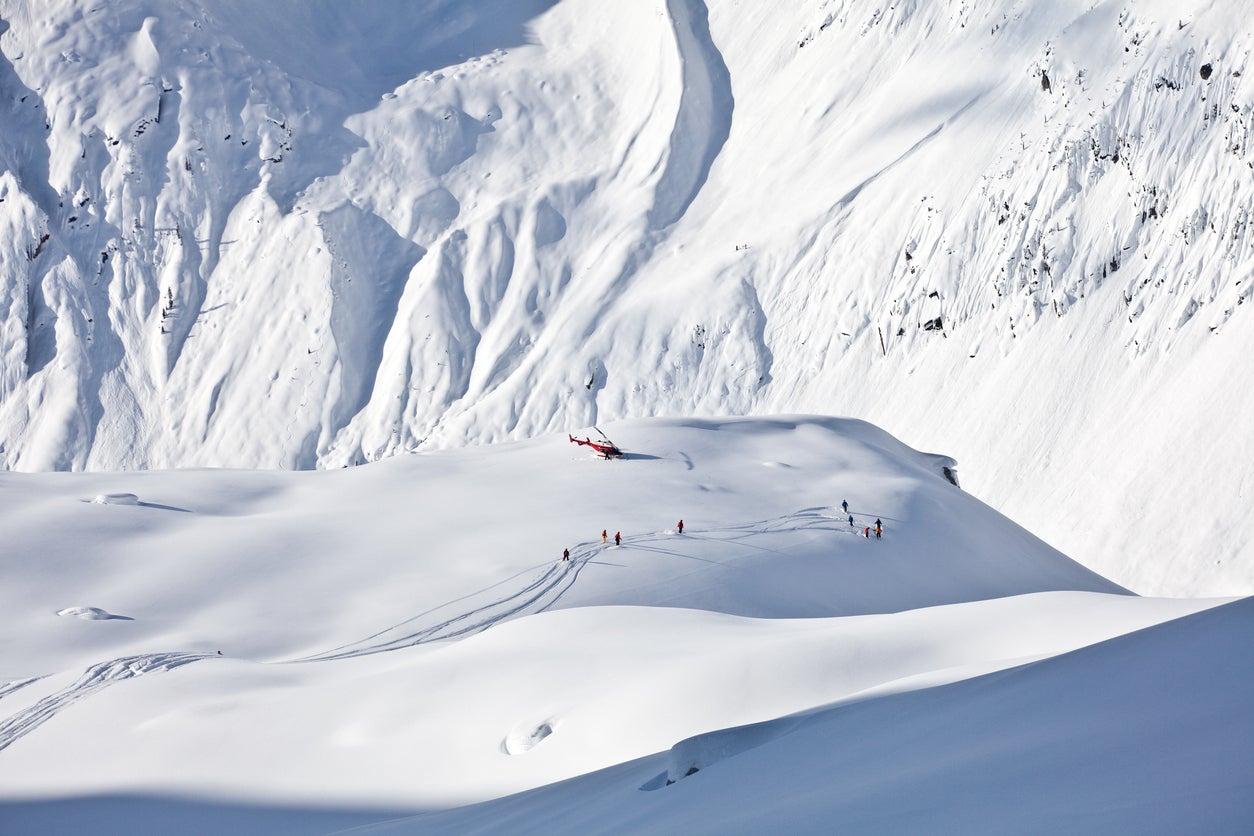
<box><xmin>0</xmin><ymin>418</ymin><xmax>1241</xmax><ymax>834</ymax></box>
<box><xmin>366</xmin><ymin>598</ymin><xmax>1254</xmax><ymax>836</ymax></box>
<box><xmin>1</xmin><ymin>1</ymin><xmax>1251</xmax><ymax>595</ymax></box>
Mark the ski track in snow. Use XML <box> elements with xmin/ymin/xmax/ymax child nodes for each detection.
<box><xmin>0</xmin><ymin>653</ymin><xmax>209</xmax><ymax>754</ymax></box>
<box><xmin>0</xmin><ymin>508</ymin><xmax>865</xmax><ymax>752</ymax></box>
<box><xmin>295</xmin><ymin>558</ymin><xmax>590</xmax><ymax>662</ymax></box>
<box><xmin>300</xmin><ymin>506</ymin><xmax>863</xmax><ymax>661</ymax></box>
<box><xmin>0</xmin><ymin>678</ymin><xmax>45</xmax><ymax>702</ymax></box>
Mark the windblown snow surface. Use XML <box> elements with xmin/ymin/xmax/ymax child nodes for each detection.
<box><xmin>0</xmin><ymin>417</ymin><xmax>1250</xmax><ymax>833</ymax></box>
<box><xmin>0</xmin><ymin>0</ymin><xmax>1251</xmax><ymax>597</ymax></box>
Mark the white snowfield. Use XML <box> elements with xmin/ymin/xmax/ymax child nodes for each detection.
<box><xmin>0</xmin><ymin>0</ymin><xmax>1251</xmax><ymax>597</ymax></box>
<box><xmin>0</xmin><ymin>418</ymin><xmax>1249</xmax><ymax>833</ymax></box>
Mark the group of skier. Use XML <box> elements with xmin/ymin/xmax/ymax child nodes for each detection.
<box><xmin>563</xmin><ymin>529</ymin><xmax>620</xmax><ymax>561</ymax></box>
<box><xmin>563</xmin><ymin>507</ymin><xmax>882</xmax><ymax>563</ymax></box>
<box><xmin>563</xmin><ymin>520</ymin><xmax>686</xmax><ymax>562</ymax></box>
<box><xmin>841</xmin><ymin>499</ymin><xmax>884</xmax><ymax>540</ymax></box>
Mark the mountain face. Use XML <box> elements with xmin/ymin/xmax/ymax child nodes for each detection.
<box><xmin>0</xmin><ymin>0</ymin><xmax>1250</xmax><ymax>596</ymax></box>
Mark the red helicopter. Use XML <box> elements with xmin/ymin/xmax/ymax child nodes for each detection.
<box><xmin>569</xmin><ymin>428</ymin><xmax>624</xmax><ymax>459</ymax></box>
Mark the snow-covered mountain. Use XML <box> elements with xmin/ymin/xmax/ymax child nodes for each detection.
<box><xmin>1</xmin><ymin>3</ymin><xmax>1251</xmax><ymax>588</ymax></box>
<box><xmin>1</xmin><ymin>417</ymin><xmax>1248</xmax><ymax>832</ymax></box>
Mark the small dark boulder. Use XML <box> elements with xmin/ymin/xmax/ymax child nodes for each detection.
<box><xmin>1200</xmin><ymin>63</ymin><xmax>1213</xmax><ymax>80</ymax></box>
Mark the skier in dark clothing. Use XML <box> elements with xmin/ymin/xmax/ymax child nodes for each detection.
<box><xmin>563</xmin><ymin>548</ymin><xmax>570</xmax><ymax>561</ymax></box>
<box><xmin>677</xmin><ymin>520</ymin><xmax>684</xmax><ymax>534</ymax></box>
<box><xmin>848</xmin><ymin>514</ymin><xmax>854</xmax><ymax>527</ymax></box>
<box><xmin>875</xmin><ymin>519</ymin><xmax>882</xmax><ymax>539</ymax></box>
<box><xmin>614</xmin><ymin>531</ymin><xmax>621</xmax><ymax>546</ymax></box>
<box><xmin>841</xmin><ymin>500</ymin><xmax>848</xmax><ymax>514</ymax></box>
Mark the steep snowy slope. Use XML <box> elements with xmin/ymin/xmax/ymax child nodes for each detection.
<box><xmin>0</xmin><ymin>1</ymin><xmax>1251</xmax><ymax>595</ymax></box>
<box><xmin>0</xmin><ymin>418</ymin><xmax>1234</xmax><ymax>832</ymax></box>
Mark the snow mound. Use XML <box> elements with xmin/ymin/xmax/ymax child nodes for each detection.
<box><xmin>55</xmin><ymin>606</ymin><xmax>130</xmax><ymax>621</ymax></box>
<box><xmin>503</xmin><ymin>721</ymin><xmax>555</xmax><ymax>755</ymax></box>
<box><xmin>91</xmin><ymin>493</ymin><xmax>139</xmax><ymax>506</ymax></box>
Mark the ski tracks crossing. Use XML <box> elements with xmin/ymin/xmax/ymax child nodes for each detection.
<box><xmin>299</xmin><ymin>550</ymin><xmax>594</xmax><ymax>661</ymax></box>
<box><xmin>0</xmin><ymin>652</ymin><xmax>210</xmax><ymax>753</ymax></box>
<box><xmin>0</xmin><ymin>551</ymin><xmax>596</xmax><ymax>752</ymax></box>
<box><xmin>0</xmin><ymin>507</ymin><xmax>857</xmax><ymax>753</ymax></box>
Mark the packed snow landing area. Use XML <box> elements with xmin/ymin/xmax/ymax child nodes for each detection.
<box><xmin>1</xmin><ymin>418</ymin><xmax>1249</xmax><ymax>833</ymax></box>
